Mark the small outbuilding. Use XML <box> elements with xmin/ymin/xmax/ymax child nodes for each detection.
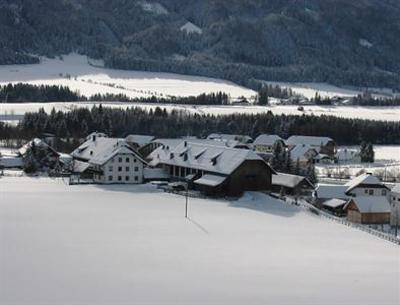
<box><xmin>344</xmin><ymin>197</ymin><xmax>391</xmax><ymax>224</ymax></box>
<box><xmin>272</xmin><ymin>172</ymin><xmax>314</xmax><ymax>196</ymax></box>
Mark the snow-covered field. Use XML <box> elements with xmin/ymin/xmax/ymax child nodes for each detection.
<box><xmin>264</xmin><ymin>81</ymin><xmax>399</xmax><ymax>99</ymax></box>
<box><xmin>0</xmin><ymin>54</ymin><xmax>255</xmax><ymax>99</ymax></box>
<box><xmin>2</xmin><ymin>101</ymin><xmax>400</xmax><ymax>124</ymax></box>
<box><xmin>1</xmin><ymin>177</ymin><xmax>399</xmax><ymax>305</ymax></box>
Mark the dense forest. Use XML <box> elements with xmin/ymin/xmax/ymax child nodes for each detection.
<box><xmin>1</xmin><ymin>106</ymin><xmax>399</xmax><ymax>147</ymax></box>
<box><xmin>1</xmin><ymin>0</ymin><xmax>400</xmax><ymax>90</ymax></box>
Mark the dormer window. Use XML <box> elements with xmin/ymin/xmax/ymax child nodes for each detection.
<box><xmin>90</xmin><ymin>151</ymin><xmax>93</xmax><ymax>155</ymax></box>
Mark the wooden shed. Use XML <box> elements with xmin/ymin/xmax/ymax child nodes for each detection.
<box><xmin>344</xmin><ymin>197</ymin><xmax>391</xmax><ymax>224</ymax></box>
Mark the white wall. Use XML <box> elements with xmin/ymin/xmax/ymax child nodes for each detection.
<box><xmin>93</xmin><ymin>153</ymin><xmax>144</xmax><ymax>184</ymax></box>
<box><xmin>350</xmin><ymin>187</ymin><xmax>390</xmax><ymax>199</ymax></box>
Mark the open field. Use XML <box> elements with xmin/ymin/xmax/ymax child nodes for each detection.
<box><xmin>1</xmin><ymin>177</ymin><xmax>399</xmax><ymax>305</ymax></box>
<box><xmin>2</xmin><ymin>101</ymin><xmax>400</xmax><ymax>124</ymax></box>
<box><xmin>0</xmin><ymin>54</ymin><xmax>255</xmax><ymax>99</ymax></box>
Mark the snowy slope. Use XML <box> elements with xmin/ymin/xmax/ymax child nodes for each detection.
<box><xmin>1</xmin><ymin>177</ymin><xmax>399</xmax><ymax>305</ymax></box>
<box><xmin>0</xmin><ymin>54</ymin><xmax>255</xmax><ymax>99</ymax></box>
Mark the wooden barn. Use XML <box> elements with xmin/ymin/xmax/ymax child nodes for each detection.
<box><xmin>344</xmin><ymin>197</ymin><xmax>391</xmax><ymax>224</ymax></box>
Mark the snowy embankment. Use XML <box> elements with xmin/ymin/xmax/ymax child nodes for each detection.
<box><xmin>1</xmin><ymin>177</ymin><xmax>399</xmax><ymax>305</ymax></box>
<box><xmin>0</xmin><ymin>53</ymin><xmax>255</xmax><ymax>99</ymax></box>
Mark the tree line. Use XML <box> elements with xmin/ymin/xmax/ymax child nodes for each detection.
<box><xmin>1</xmin><ymin>105</ymin><xmax>399</xmax><ymax>149</ymax></box>
<box><xmin>0</xmin><ymin>83</ymin><xmax>230</xmax><ymax>105</ymax></box>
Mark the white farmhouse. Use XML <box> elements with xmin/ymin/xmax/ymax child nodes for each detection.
<box><xmin>390</xmin><ymin>184</ymin><xmax>400</xmax><ymax>226</ymax></box>
<box><xmin>71</xmin><ymin>133</ymin><xmax>146</xmax><ymax>184</ymax></box>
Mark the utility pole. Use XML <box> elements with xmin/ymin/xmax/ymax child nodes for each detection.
<box><xmin>185</xmin><ymin>181</ymin><xmax>189</xmax><ymax>218</ymax></box>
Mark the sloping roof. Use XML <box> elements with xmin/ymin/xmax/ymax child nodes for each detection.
<box><xmin>149</xmin><ymin>141</ymin><xmax>272</xmax><ymax>176</ymax></box>
<box><xmin>344</xmin><ymin>173</ymin><xmax>389</xmax><ymax>194</ymax></box>
<box><xmin>194</xmin><ymin>174</ymin><xmax>227</xmax><ymax>187</ymax></box>
<box><xmin>272</xmin><ymin>172</ymin><xmax>313</xmax><ymax>189</ymax></box>
<box><xmin>322</xmin><ymin>198</ymin><xmax>347</xmax><ymax>208</ymax></box>
<box><xmin>207</xmin><ymin>133</ymin><xmax>252</xmax><ymax>144</ymax></box>
<box><xmin>391</xmin><ymin>184</ymin><xmax>400</xmax><ymax>194</ymax></box>
<box><xmin>254</xmin><ymin>134</ymin><xmax>283</xmax><ymax>146</ymax></box>
<box><xmin>72</xmin><ymin>160</ymin><xmax>91</xmax><ymax>173</ymax></box>
<box><xmin>125</xmin><ymin>135</ymin><xmax>155</xmax><ymax>147</ymax></box>
<box><xmin>289</xmin><ymin>144</ymin><xmax>317</xmax><ymax>161</ymax></box>
<box><xmin>71</xmin><ymin>137</ymin><xmax>122</xmax><ymax>161</ymax></box>
<box><xmin>345</xmin><ymin>197</ymin><xmax>391</xmax><ymax>213</ymax></box>
<box><xmin>286</xmin><ymin>136</ymin><xmax>334</xmax><ymax>147</ymax></box>
<box><xmin>18</xmin><ymin>138</ymin><xmax>59</xmax><ymax>156</ymax></box>
<box><xmin>72</xmin><ymin>136</ymin><xmax>146</xmax><ymax>166</ymax></box>
<box><xmin>316</xmin><ymin>184</ymin><xmax>349</xmax><ymax>199</ymax></box>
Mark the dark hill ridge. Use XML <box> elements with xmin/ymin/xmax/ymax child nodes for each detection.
<box><xmin>1</xmin><ymin>0</ymin><xmax>399</xmax><ymax>90</ymax></box>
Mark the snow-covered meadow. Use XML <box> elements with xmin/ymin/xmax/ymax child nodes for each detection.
<box><xmin>317</xmin><ymin>145</ymin><xmax>400</xmax><ymax>181</ymax></box>
<box><xmin>264</xmin><ymin>81</ymin><xmax>399</xmax><ymax>99</ymax></box>
<box><xmin>2</xmin><ymin>101</ymin><xmax>400</xmax><ymax>124</ymax></box>
<box><xmin>0</xmin><ymin>54</ymin><xmax>255</xmax><ymax>99</ymax></box>
<box><xmin>1</xmin><ymin>177</ymin><xmax>399</xmax><ymax>305</ymax></box>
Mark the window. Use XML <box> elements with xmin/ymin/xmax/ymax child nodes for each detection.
<box><xmin>118</xmin><ymin>166</ymin><xmax>122</xmax><ymax>172</ymax></box>
<box><xmin>126</xmin><ymin>167</ymin><xmax>130</xmax><ymax>172</ymax></box>
<box><xmin>134</xmin><ymin>176</ymin><xmax>138</xmax><ymax>181</ymax></box>
<box><xmin>126</xmin><ymin>157</ymin><xmax>130</xmax><ymax>162</ymax></box>
<box><xmin>118</xmin><ymin>157</ymin><xmax>122</xmax><ymax>163</ymax></box>
<box><xmin>118</xmin><ymin>176</ymin><xmax>122</xmax><ymax>181</ymax></box>
<box><xmin>110</xmin><ymin>158</ymin><xmax>114</xmax><ymax>163</ymax></box>
<box><xmin>125</xmin><ymin>176</ymin><xmax>129</xmax><ymax>181</ymax></box>
<box><xmin>109</xmin><ymin>166</ymin><xmax>113</xmax><ymax>172</ymax></box>
<box><xmin>369</xmin><ymin>189</ymin><xmax>374</xmax><ymax>195</ymax></box>
<box><xmin>134</xmin><ymin>158</ymin><xmax>137</xmax><ymax>163</ymax></box>
<box><xmin>364</xmin><ymin>189</ymin><xmax>369</xmax><ymax>194</ymax></box>
<box><xmin>108</xmin><ymin>176</ymin><xmax>113</xmax><ymax>181</ymax></box>
<box><xmin>382</xmin><ymin>190</ymin><xmax>387</xmax><ymax>196</ymax></box>
<box><xmin>134</xmin><ymin>166</ymin><xmax>139</xmax><ymax>172</ymax></box>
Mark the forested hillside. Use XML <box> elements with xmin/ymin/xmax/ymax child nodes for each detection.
<box><xmin>1</xmin><ymin>0</ymin><xmax>400</xmax><ymax>90</ymax></box>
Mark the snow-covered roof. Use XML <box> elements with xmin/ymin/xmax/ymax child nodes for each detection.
<box><xmin>194</xmin><ymin>174</ymin><xmax>227</xmax><ymax>187</ymax></box>
<box><xmin>72</xmin><ymin>136</ymin><xmax>145</xmax><ymax>166</ymax></box>
<box><xmin>254</xmin><ymin>134</ymin><xmax>283</xmax><ymax>146</ymax></box>
<box><xmin>125</xmin><ymin>135</ymin><xmax>155</xmax><ymax>147</ymax></box>
<box><xmin>391</xmin><ymin>184</ymin><xmax>400</xmax><ymax>194</ymax></box>
<box><xmin>180</xmin><ymin>21</ymin><xmax>202</xmax><ymax>34</ymax></box>
<box><xmin>72</xmin><ymin>160</ymin><xmax>91</xmax><ymax>173</ymax></box>
<box><xmin>344</xmin><ymin>173</ymin><xmax>388</xmax><ymax>194</ymax></box>
<box><xmin>207</xmin><ymin>133</ymin><xmax>252</xmax><ymax>144</ymax></box>
<box><xmin>149</xmin><ymin>141</ymin><xmax>269</xmax><ymax>176</ymax></box>
<box><xmin>272</xmin><ymin>172</ymin><xmax>313</xmax><ymax>189</ymax></box>
<box><xmin>289</xmin><ymin>144</ymin><xmax>317</xmax><ymax>161</ymax></box>
<box><xmin>322</xmin><ymin>198</ymin><xmax>347</xmax><ymax>208</ymax></box>
<box><xmin>316</xmin><ymin>184</ymin><xmax>349</xmax><ymax>199</ymax></box>
<box><xmin>286</xmin><ymin>136</ymin><xmax>334</xmax><ymax>147</ymax></box>
<box><xmin>345</xmin><ymin>197</ymin><xmax>391</xmax><ymax>214</ymax></box>
<box><xmin>18</xmin><ymin>138</ymin><xmax>58</xmax><ymax>156</ymax></box>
